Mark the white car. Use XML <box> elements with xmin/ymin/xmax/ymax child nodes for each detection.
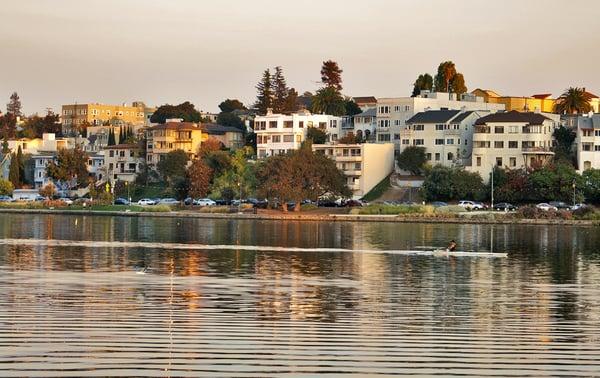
<box><xmin>536</xmin><ymin>203</ymin><xmax>558</xmax><ymax>211</ymax></box>
<box><xmin>58</xmin><ymin>198</ymin><xmax>74</xmax><ymax>205</ymax></box>
<box><xmin>570</xmin><ymin>203</ymin><xmax>587</xmax><ymax>211</ymax></box>
<box><xmin>194</xmin><ymin>198</ymin><xmax>216</xmax><ymax>206</ymax></box>
<box><xmin>458</xmin><ymin>200</ymin><xmax>484</xmax><ymax>210</ymax></box>
<box><xmin>158</xmin><ymin>198</ymin><xmax>180</xmax><ymax>205</ymax></box>
<box><xmin>137</xmin><ymin>198</ymin><xmax>156</xmax><ymax>206</ymax></box>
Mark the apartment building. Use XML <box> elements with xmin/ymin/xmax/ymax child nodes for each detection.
<box><xmin>146</xmin><ymin>120</ymin><xmax>203</xmax><ymax>167</ymax></box>
<box><xmin>353</xmin><ymin>108</ymin><xmax>377</xmax><ymax>141</ymax></box>
<box><xmin>574</xmin><ymin>113</ymin><xmax>600</xmax><ymax>172</ymax></box>
<box><xmin>61</xmin><ymin>102</ymin><xmax>155</xmax><ymax>133</ymax></box>
<box><xmin>376</xmin><ymin>91</ymin><xmax>505</xmax><ymax>151</ymax></box>
<box><xmin>469</xmin><ymin>111</ymin><xmax>557</xmax><ymax>181</ymax></box>
<box><xmin>255</xmin><ymin>110</ymin><xmax>343</xmax><ymax>158</ymax></box>
<box><xmin>405</xmin><ymin>110</ymin><xmax>486</xmax><ymax>167</ymax></box>
<box><xmin>313</xmin><ymin>143</ymin><xmax>395</xmax><ymax>199</ymax></box>
<box><xmin>472</xmin><ymin>89</ymin><xmax>556</xmax><ymax>113</ymax></box>
<box><xmin>104</xmin><ymin>144</ymin><xmax>143</xmax><ymax>183</ymax></box>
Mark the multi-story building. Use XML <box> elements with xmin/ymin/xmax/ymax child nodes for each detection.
<box><xmin>146</xmin><ymin>120</ymin><xmax>204</xmax><ymax>167</ymax></box>
<box><xmin>201</xmin><ymin>123</ymin><xmax>245</xmax><ymax>149</ymax></box>
<box><xmin>375</xmin><ymin>91</ymin><xmax>505</xmax><ymax>151</ymax></box>
<box><xmin>472</xmin><ymin>89</ymin><xmax>556</xmax><ymax>113</ymax></box>
<box><xmin>405</xmin><ymin>110</ymin><xmax>487</xmax><ymax>167</ymax></box>
<box><xmin>87</xmin><ymin>153</ymin><xmax>105</xmax><ymax>182</ymax></box>
<box><xmin>574</xmin><ymin>113</ymin><xmax>600</xmax><ymax>172</ymax></box>
<box><xmin>255</xmin><ymin>109</ymin><xmax>343</xmax><ymax>158</ymax></box>
<box><xmin>313</xmin><ymin>143</ymin><xmax>395</xmax><ymax>199</ymax></box>
<box><xmin>353</xmin><ymin>108</ymin><xmax>377</xmax><ymax>141</ymax></box>
<box><xmin>352</xmin><ymin>96</ymin><xmax>377</xmax><ymax>111</ymax></box>
<box><xmin>469</xmin><ymin>111</ymin><xmax>557</xmax><ymax>181</ymax></box>
<box><xmin>61</xmin><ymin>102</ymin><xmax>156</xmax><ymax>133</ymax></box>
<box><xmin>104</xmin><ymin>144</ymin><xmax>143</xmax><ymax>183</ymax></box>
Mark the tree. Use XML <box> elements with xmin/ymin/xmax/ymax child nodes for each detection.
<box><xmin>218</xmin><ymin>99</ymin><xmax>246</xmax><ymax>113</ymax></box>
<box><xmin>39</xmin><ymin>182</ymin><xmax>57</xmax><ymax>199</ymax></box>
<box><xmin>150</xmin><ymin>101</ymin><xmax>201</xmax><ymax>123</ymax></box>
<box><xmin>0</xmin><ymin>112</ymin><xmax>17</xmax><ymax>139</ymax></box>
<box><xmin>7</xmin><ymin>92</ymin><xmax>22</xmax><ymax>116</ymax></box>
<box><xmin>20</xmin><ymin>112</ymin><xmax>61</xmax><ymax>138</ymax></box>
<box><xmin>16</xmin><ymin>146</ymin><xmax>24</xmax><ymax>184</ymax></box>
<box><xmin>118</xmin><ymin>127</ymin><xmax>124</xmax><ymax>144</ymax></box>
<box><xmin>285</xmin><ymin>88</ymin><xmax>299</xmax><ymax>113</ymax></box>
<box><xmin>1</xmin><ymin>137</ymin><xmax>8</xmax><ymax>153</ymax></box>
<box><xmin>397</xmin><ymin>146</ymin><xmax>427</xmax><ymax>175</ymax></box>
<box><xmin>433</xmin><ymin>61</ymin><xmax>467</xmax><ymax>94</ymax></box>
<box><xmin>338</xmin><ymin>133</ymin><xmax>358</xmax><ymax>144</ymax></box>
<box><xmin>583</xmin><ymin>169</ymin><xmax>600</xmax><ymax>203</ymax></box>
<box><xmin>187</xmin><ymin>159</ymin><xmax>213</xmax><ymax>198</ymax></box>
<box><xmin>527</xmin><ymin>163</ymin><xmax>584</xmax><ymax>203</ymax></box>
<box><xmin>8</xmin><ymin>154</ymin><xmax>20</xmax><ymax>187</ymax></box>
<box><xmin>554</xmin><ymin>87</ymin><xmax>593</xmax><ymax>114</ymax></box>
<box><xmin>216</xmin><ymin>112</ymin><xmax>245</xmax><ymax>132</ymax></box>
<box><xmin>553</xmin><ymin>126</ymin><xmax>576</xmax><ymax>164</ymax></box>
<box><xmin>198</xmin><ymin>137</ymin><xmax>224</xmax><ymax>157</ymax></box>
<box><xmin>107</xmin><ymin>128</ymin><xmax>116</xmax><ymax>146</ymax></box>
<box><xmin>210</xmin><ymin>147</ymin><xmax>256</xmax><ymax>201</ymax></box>
<box><xmin>157</xmin><ymin>149</ymin><xmax>189</xmax><ymax>184</ymax></box>
<box><xmin>421</xmin><ymin>165</ymin><xmax>485</xmax><ymax>201</ymax></box>
<box><xmin>311</xmin><ymin>87</ymin><xmax>346</xmax><ymax>116</ymax></box>
<box><xmin>272</xmin><ymin>66</ymin><xmax>289</xmax><ymax>113</ymax></box>
<box><xmin>306</xmin><ymin>127</ymin><xmax>327</xmax><ymax>144</ymax></box>
<box><xmin>0</xmin><ymin>178</ymin><xmax>14</xmax><ymax>196</ymax></box>
<box><xmin>450</xmin><ymin>73</ymin><xmax>467</xmax><ymax>95</ymax></box>
<box><xmin>320</xmin><ymin>60</ymin><xmax>343</xmax><ymax>91</ymax></box>
<box><xmin>411</xmin><ymin>73</ymin><xmax>434</xmax><ymax>97</ymax></box>
<box><xmin>344</xmin><ymin>99</ymin><xmax>362</xmax><ymax>117</ymax></box>
<box><xmin>254</xmin><ymin>69</ymin><xmax>273</xmax><ymax>115</ymax></box>
<box><xmin>46</xmin><ymin>146</ymin><xmax>89</xmax><ymax>189</ymax></box>
<box><xmin>493</xmin><ymin>168</ymin><xmax>529</xmax><ymax>203</ymax></box>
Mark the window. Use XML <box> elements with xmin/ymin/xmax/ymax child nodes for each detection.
<box><xmin>494</xmin><ymin>141</ymin><xmax>504</xmax><ymax>148</ymax></box>
<box><xmin>109</xmin><ymin>150</ymin><xmax>114</xmax><ymax>157</ymax></box>
<box><xmin>447</xmin><ymin>152</ymin><xmax>453</xmax><ymax>161</ymax></box>
<box><xmin>495</xmin><ymin>126</ymin><xmax>504</xmax><ymax>134</ymax></box>
<box><xmin>446</xmin><ymin>139</ymin><xmax>454</xmax><ymax>145</ymax></box>
<box><xmin>354</xmin><ymin>162</ymin><xmax>361</xmax><ymax>170</ymax></box>
<box><xmin>402</xmin><ymin>139</ymin><xmax>409</xmax><ymax>145</ymax></box>
<box><xmin>508</xmin><ymin>141</ymin><xmax>518</xmax><ymax>148</ymax></box>
<box><xmin>269</xmin><ymin>121</ymin><xmax>277</xmax><ymax>128</ymax></box>
<box><xmin>394</xmin><ymin>134</ymin><xmax>400</xmax><ymax>140</ymax></box>
<box><xmin>319</xmin><ymin>122</ymin><xmax>327</xmax><ymax>129</ymax></box>
<box><xmin>272</xmin><ymin>135</ymin><xmax>281</xmax><ymax>143</ymax></box>
<box><xmin>435</xmin><ymin>139</ymin><xmax>445</xmax><ymax>145</ymax></box>
<box><xmin>435</xmin><ymin>124</ymin><xmax>445</xmax><ymax>131</ymax></box>
<box><xmin>394</xmin><ymin>106</ymin><xmax>401</xmax><ymax>112</ymax></box>
<box><xmin>435</xmin><ymin>153</ymin><xmax>440</xmax><ymax>161</ymax></box>
<box><xmin>379</xmin><ymin>120</ymin><xmax>390</xmax><ymax>127</ymax></box>
<box><xmin>379</xmin><ymin>106</ymin><xmax>390</xmax><ymax>114</ymax></box>
<box><xmin>283</xmin><ymin>121</ymin><xmax>293</xmax><ymax>128</ymax></box>
<box><xmin>378</xmin><ymin>134</ymin><xmax>391</xmax><ymax>142</ymax></box>
<box><xmin>413</xmin><ymin>139</ymin><xmax>424</xmax><ymax>146</ymax></box>
<box><xmin>426</xmin><ymin>153</ymin><xmax>432</xmax><ymax>160</ymax></box>
<box><xmin>394</xmin><ymin>120</ymin><xmax>402</xmax><ymax>126</ymax></box>
<box><xmin>476</xmin><ymin>157</ymin><xmax>481</xmax><ymax>166</ymax></box>
<box><xmin>510</xmin><ymin>157</ymin><xmax>516</xmax><ymax>167</ymax></box>
<box><xmin>509</xmin><ymin>126</ymin><xmax>519</xmax><ymax>133</ymax></box>
<box><xmin>404</xmin><ymin>105</ymin><xmax>410</xmax><ymax>111</ymax></box>
<box><xmin>283</xmin><ymin>135</ymin><xmax>293</xmax><ymax>143</ymax></box>
<box><xmin>595</xmin><ymin>145</ymin><xmax>600</xmax><ymax>152</ymax></box>
<box><xmin>496</xmin><ymin>157</ymin><xmax>503</xmax><ymax>166</ymax></box>
<box><xmin>298</xmin><ymin>121</ymin><xmax>304</xmax><ymax>128</ymax></box>
<box><xmin>474</xmin><ymin>141</ymin><xmax>490</xmax><ymax>148</ymax></box>
<box><xmin>595</xmin><ymin>130</ymin><xmax>600</xmax><ymax>137</ymax></box>
<box><xmin>413</xmin><ymin>124</ymin><xmax>424</xmax><ymax>131</ymax></box>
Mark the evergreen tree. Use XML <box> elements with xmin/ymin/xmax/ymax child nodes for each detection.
<box><xmin>118</xmin><ymin>127</ymin><xmax>124</xmax><ymax>144</ymax></box>
<box><xmin>411</xmin><ymin>73</ymin><xmax>434</xmax><ymax>97</ymax></box>
<box><xmin>8</xmin><ymin>154</ymin><xmax>20</xmax><ymax>188</ymax></box>
<box><xmin>107</xmin><ymin>128</ymin><xmax>116</xmax><ymax>146</ymax></box>
<box><xmin>320</xmin><ymin>60</ymin><xmax>343</xmax><ymax>91</ymax></box>
<box><xmin>16</xmin><ymin>146</ymin><xmax>24</xmax><ymax>183</ymax></box>
<box><xmin>7</xmin><ymin>92</ymin><xmax>22</xmax><ymax>116</ymax></box>
<box><xmin>272</xmin><ymin>66</ymin><xmax>289</xmax><ymax>113</ymax></box>
<box><xmin>254</xmin><ymin>69</ymin><xmax>273</xmax><ymax>115</ymax></box>
<box><xmin>1</xmin><ymin>137</ymin><xmax>8</xmax><ymax>154</ymax></box>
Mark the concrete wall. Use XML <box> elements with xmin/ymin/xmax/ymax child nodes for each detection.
<box><xmin>361</xmin><ymin>143</ymin><xmax>395</xmax><ymax>197</ymax></box>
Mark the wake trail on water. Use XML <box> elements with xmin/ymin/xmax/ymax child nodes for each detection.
<box><xmin>0</xmin><ymin>238</ymin><xmax>508</xmax><ymax>257</ymax></box>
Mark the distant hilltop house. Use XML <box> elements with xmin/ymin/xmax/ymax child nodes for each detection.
<box><xmin>61</xmin><ymin>101</ymin><xmax>156</xmax><ymax>134</ymax></box>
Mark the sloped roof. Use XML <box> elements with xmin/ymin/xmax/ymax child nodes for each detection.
<box><xmin>105</xmin><ymin>143</ymin><xmax>139</xmax><ymax>150</ymax></box>
<box><xmin>450</xmin><ymin>111</ymin><xmax>475</xmax><ymax>123</ymax></box>
<box><xmin>353</xmin><ymin>96</ymin><xmax>377</xmax><ymax>104</ymax></box>
<box><xmin>406</xmin><ymin>110</ymin><xmax>460</xmax><ymax>124</ymax></box>
<box><xmin>531</xmin><ymin>93</ymin><xmax>553</xmax><ymax>99</ymax></box>
<box><xmin>474</xmin><ymin>110</ymin><xmax>552</xmax><ymax>125</ymax></box>
<box><xmin>201</xmin><ymin>123</ymin><xmax>244</xmax><ymax>135</ymax></box>
<box><xmin>355</xmin><ymin>108</ymin><xmax>377</xmax><ymax>117</ymax></box>
<box><xmin>472</xmin><ymin>88</ymin><xmax>501</xmax><ymax>98</ymax></box>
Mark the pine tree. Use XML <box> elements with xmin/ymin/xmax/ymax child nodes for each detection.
<box><xmin>118</xmin><ymin>127</ymin><xmax>124</xmax><ymax>144</ymax></box>
<box><xmin>107</xmin><ymin>128</ymin><xmax>116</xmax><ymax>146</ymax></box>
<box><xmin>8</xmin><ymin>154</ymin><xmax>20</xmax><ymax>188</ymax></box>
<box><xmin>7</xmin><ymin>92</ymin><xmax>22</xmax><ymax>116</ymax></box>
<box><xmin>272</xmin><ymin>66</ymin><xmax>289</xmax><ymax>113</ymax></box>
<box><xmin>255</xmin><ymin>69</ymin><xmax>273</xmax><ymax>115</ymax></box>
<box><xmin>16</xmin><ymin>146</ymin><xmax>24</xmax><ymax>184</ymax></box>
<box><xmin>320</xmin><ymin>60</ymin><xmax>343</xmax><ymax>91</ymax></box>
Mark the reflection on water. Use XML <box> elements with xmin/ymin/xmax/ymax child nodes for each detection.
<box><xmin>0</xmin><ymin>214</ymin><xmax>599</xmax><ymax>376</ymax></box>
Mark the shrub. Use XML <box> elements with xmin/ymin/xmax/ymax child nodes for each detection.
<box><xmin>0</xmin><ymin>178</ymin><xmax>14</xmax><ymax>196</ymax></box>
<box><xmin>572</xmin><ymin>206</ymin><xmax>595</xmax><ymax>219</ymax></box>
<box><xmin>141</xmin><ymin>204</ymin><xmax>172</xmax><ymax>212</ymax></box>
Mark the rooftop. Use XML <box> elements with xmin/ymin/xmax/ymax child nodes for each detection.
<box><xmin>406</xmin><ymin>110</ymin><xmax>461</xmax><ymax>124</ymax></box>
<box><xmin>105</xmin><ymin>143</ymin><xmax>140</xmax><ymax>150</ymax></box>
<box><xmin>474</xmin><ymin>110</ymin><xmax>552</xmax><ymax>125</ymax></box>
<box><xmin>352</xmin><ymin>96</ymin><xmax>377</xmax><ymax>104</ymax></box>
<box><xmin>201</xmin><ymin>123</ymin><xmax>244</xmax><ymax>135</ymax></box>
<box><xmin>354</xmin><ymin>108</ymin><xmax>377</xmax><ymax>117</ymax></box>
<box><xmin>149</xmin><ymin>121</ymin><xmax>200</xmax><ymax>131</ymax></box>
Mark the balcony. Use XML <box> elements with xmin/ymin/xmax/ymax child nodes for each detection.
<box><xmin>474</xmin><ymin>126</ymin><xmax>491</xmax><ymax>133</ymax></box>
<box><xmin>335</xmin><ymin>154</ymin><xmax>362</xmax><ymax>162</ymax></box>
<box><xmin>522</xmin><ymin>147</ymin><xmax>553</xmax><ymax>154</ymax></box>
<box><xmin>445</xmin><ymin>129</ymin><xmax>462</xmax><ymax>136</ymax></box>
<box><xmin>400</xmin><ymin>129</ymin><xmax>414</xmax><ymax>136</ymax></box>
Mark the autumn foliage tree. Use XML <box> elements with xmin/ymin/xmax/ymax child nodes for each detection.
<box><xmin>187</xmin><ymin>159</ymin><xmax>213</xmax><ymax>198</ymax></box>
<box><xmin>46</xmin><ymin>146</ymin><xmax>89</xmax><ymax>189</ymax></box>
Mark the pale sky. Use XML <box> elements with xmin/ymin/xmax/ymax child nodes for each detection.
<box><xmin>1</xmin><ymin>0</ymin><xmax>599</xmax><ymax>115</ymax></box>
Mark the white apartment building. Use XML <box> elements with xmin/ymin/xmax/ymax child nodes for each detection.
<box><xmin>352</xmin><ymin>108</ymin><xmax>377</xmax><ymax>141</ymax></box>
<box><xmin>255</xmin><ymin>109</ymin><xmax>343</xmax><ymax>158</ymax></box>
<box><xmin>574</xmin><ymin>113</ymin><xmax>600</xmax><ymax>172</ymax></box>
<box><xmin>104</xmin><ymin>144</ymin><xmax>143</xmax><ymax>183</ymax></box>
<box><xmin>376</xmin><ymin>91</ymin><xmax>505</xmax><ymax>151</ymax></box>
<box><xmin>469</xmin><ymin>111</ymin><xmax>557</xmax><ymax>181</ymax></box>
<box><xmin>312</xmin><ymin>143</ymin><xmax>395</xmax><ymax>199</ymax></box>
<box><xmin>405</xmin><ymin>110</ymin><xmax>486</xmax><ymax>167</ymax></box>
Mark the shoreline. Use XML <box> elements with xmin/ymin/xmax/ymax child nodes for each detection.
<box><xmin>0</xmin><ymin>208</ymin><xmax>597</xmax><ymax>226</ymax></box>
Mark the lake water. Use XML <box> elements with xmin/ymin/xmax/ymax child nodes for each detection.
<box><xmin>0</xmin><ymin>214</ymin><xmax>599</xmax><ymax>376</ymax></box>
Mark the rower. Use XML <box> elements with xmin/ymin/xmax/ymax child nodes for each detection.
<box><xmin>447</xmin><ymin>240</ymin><xmax>457</xmax><ymax>252</ymax></box>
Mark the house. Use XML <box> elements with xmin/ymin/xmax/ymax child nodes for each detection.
<box><xmin>201</xmin><ymin>123</ymin><xmax>244</xmax><ymax>149</ymax></box>
<box><xmin>469</xmin><ymin>111</ymin><xmax>558</xmax><ymax>181</ymax></box>
<box><xmin>353</xmin><ymin>108</ymin><xmax>377</xmax><ymax>141</ymax></box>
<box><xmin>254</xmin><ymin>109</ymin><xmax>343</xmax><ymax>158</ymax></box>
<box><xmin>313</xmin><ymin>143</ymin><xmax>395</xmax><ymax>199</ymax></box>
<box><xmin>405</xmin><ymin>110</ymin><xmax>486</xmax><ymax>167</ymax></box>
<box><xmin>146</xmin><ymin>120</ymin><xmax>204</xmax><ymax>167</ymax></box>
<box><xmin>471</xmin><ymin>88</ymin><xmax>556</xmax><ymax>113</ymax></box>
<box><xmin>574</xmin><ymin>113</ymin><xmax>600</xmax><ymax>172</ymax></box>
<box><xmin>87</xmin><ymin>152</ymin><xmax>105</xmax><ymax>182</ymax></box>
<box><xmin>352</xmin><ymin>96</ymin><xmax>377</xmax><ymax>111</ymax></box>
<box><xmin>375</xmin><ymin>91</ymin><xmax>504</xmax><ymax>151</ymax></box>
<box><xmin>104</xmin><ymin>144</ymin><xmax>142</xmax><ymax>183</ymax></box>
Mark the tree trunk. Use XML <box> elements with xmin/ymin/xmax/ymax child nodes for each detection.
<box><xmin>282</xmin><ymin>203</ymin><xmax>288</xmax><ymax>212</ymax></box>
<box><xmin>294</xmin><ymin>202</ymin><xmax>301</xmax><ymax>212</ymax></box>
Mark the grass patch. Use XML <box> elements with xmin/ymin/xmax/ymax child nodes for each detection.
<box><xmin>359</xmin><ymin>204</ymin><xmax>428</xmax><ymax>215</ymax></box>
<box><xmin>361</xmin><ymin>175</ymin><xmax>391</xmax><ymax>202</ymax></box>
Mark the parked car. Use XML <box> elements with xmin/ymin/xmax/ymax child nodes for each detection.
<box><xmin>114</xmin><ymin>197</ymin><xmax>130</xmax><ymax>205</ymax></box>
<box><xmin>34</xmin><ymin>195</ymin><xmax>47</xmax><ymax>202</ymax></box>
<box><xmin>137</xmin><ymin>198</ymin><xmax>156</xmax><ymax>206</ymax></box>
<box><xmin>430</xmin><ymin>201</ymin><xmax>448</xmax><ymax>207</ymax></box>
<box><xmin>58</xmin><ymin>198</ymin><xmax>74</xmax><ymax>206</ymax></box>
<box><xmin>474</xmin><ymin>201</ymin><xmax>488</xmax><ymax>210</ymax></box>
<box><xmin>158</xmin><ymin>198</ymin><xmax>179</xmax><ymax>205</ymax></box>
<box><xmin>458</xmin><ymin>200</ymin><xmax>484</xmax><ymax>210</ymax></box>
<box><xmin>214</xmin><ymin>199</ymin><xmax>231</xmax><ymax>206</ymax></box>
<box><xmin>0</xmin><ymin>195</ymin><xmax>14</xmax><ymax>202</ymax></box>
<box><xmin>194</xmin><ymin>198</ymin><xmax>216</xmax><ymax>206</ymax></box>
<box><xmin>493</xmin><ymin>202</ymin><xmax>517</xmax><ymax>211</ymax></box>
<box><xmin>317</xmin><ymin>199</ymin><xmax>339</xmax><ymax>207</ymax></box>
<box><xmin>570</xmin><ymin>203</ymin><xmax>588</xmax><ymax>211</ymax></box>
<box><xmin>536</xmin><ymin>203</ymin><xmax>558</xmax><ymax>211</ymax></box>
<box><xmin>344</xmin><ymin>199</ymin><xmax>364</xmax><ymax>207</ymax></box>
<box><xmin>549</xmin><ymin>201</ymin><xmax>570</xmax><ymax>209</ymax></box>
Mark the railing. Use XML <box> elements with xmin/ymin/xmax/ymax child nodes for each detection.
<box><xmin>474</xmin><ymin>126</ymin><xmax>491</xmax><ymax>133</ymax></box>
<box><xmin>522</xmin><ymin>147</ymin><xmax>553</xmax><ymax>153</ymax></box>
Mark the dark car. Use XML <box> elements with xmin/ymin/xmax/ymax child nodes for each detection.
<box><xmin>114</xmin><ymin>197</ymin><xmax>130</xmax><ymax>205</ymax></box>
<box><xmin>214</xmin><ymin>199</ymin><xmax>231</xmax><ymax>206</ymax></box>
<box><xmin>493</xmin><ymin>202</ymin><xmax>516</xmax><ymax>211</ymax></box>
<box><xmin>344</xmin><ymin>199</ymin><xmax>364</xmax><ymax>207</ymax></box>
<box><xmin>317</xmin><ymin>199</ymin><xmax>339</xmax><ymax>207</ymax></box>
<box><xmin>549</xmin><ymin>201</ymin><xmax>570</xmax><ymax>209</ymax></box>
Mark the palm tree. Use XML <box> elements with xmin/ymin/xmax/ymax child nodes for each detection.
<box><xmin>554</xmin><ymin>87</ymin><xmax>593</xmax><ymax>114</ymax></box>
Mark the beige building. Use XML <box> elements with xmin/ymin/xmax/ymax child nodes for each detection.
<box><xmin>146</xmin><ymin>120</ymin><xmax>204</xmax><ymax>167</ymax></box>
<box><xmin>104</xmin><ymin>144</ymin><xmax>143</xmax><ymax>183</ymax></box>
<box><xmin>61</xmin><ymin>101</ymin><xmax>155</xmax><ymax>133</ymax></box>
<box><xmin>313</xmin><ymin>143</ymin><xmax>395</xmax><ymax>199</ymax></box>
<box><xmin>574</xmin><ymin>113</ymin><xmax>600</xmax><ymax>172</ymax></box>
<box><xmin>469</xmin><ymin>111</ymin><xmax>557</xmax><ymax>181</ymax></box>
